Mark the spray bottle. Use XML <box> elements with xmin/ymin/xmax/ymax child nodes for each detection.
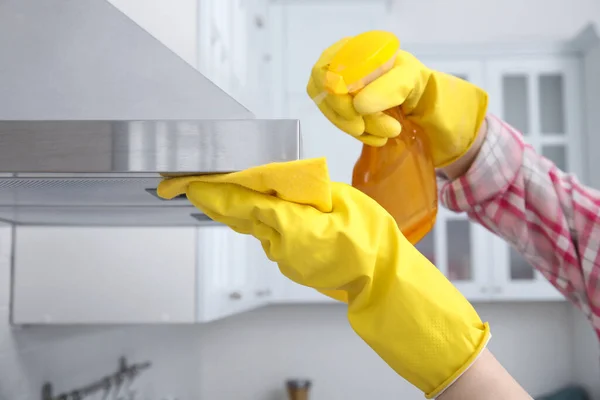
<box><xmin>320</xmin><ymin>31</ymin><xmax>437</xmax><ymax>244</ymax></box>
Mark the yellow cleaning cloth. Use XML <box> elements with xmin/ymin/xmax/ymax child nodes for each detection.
<box><xmin>158</xmin><ymin>158</ymin><xmax>332</xmax><ymax>212</ymax></box>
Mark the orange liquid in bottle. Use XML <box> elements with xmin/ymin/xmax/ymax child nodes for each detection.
<box><xmin>352</xmin><ymin>107</ymin><xmax>437</xmax><ymax>245</ymax></box>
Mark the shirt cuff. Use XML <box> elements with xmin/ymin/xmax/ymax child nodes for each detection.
<box><xmin>437</xmin><ymin>115</ymin><xmax>526</xmax><ymax>212</ymax></box>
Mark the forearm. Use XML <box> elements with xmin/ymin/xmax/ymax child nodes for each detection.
<box><xmin>439</xmin><ymin>349</ymin><xmax>531</xmax><ymax>400</ymax></box>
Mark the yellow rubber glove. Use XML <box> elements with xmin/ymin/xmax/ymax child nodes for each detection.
<box><xmin>306</xmin><ymin>34</ymin><xmax>489</xmax><ymax>168</ymax></box>
<box><xmin>157</xmin><ymin>159</ymin><xmax>491</xmax><ymax>398</ymax></box>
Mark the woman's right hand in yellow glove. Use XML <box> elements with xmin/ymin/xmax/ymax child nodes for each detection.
<box><xmin>158</xmin><ymin>159</ymin><xmax>491</xmax><ymax>399</ymax></box>
<box><xmin>306</xmin><ymin>34</ymin><xmax>489</xmax><ymax>168</ymax></box>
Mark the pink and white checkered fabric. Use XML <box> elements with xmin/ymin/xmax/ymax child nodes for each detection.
<box><xmin>438</xmin><ymin>114</ymin><xmax>600</xmax><ymax>338</ymax></box>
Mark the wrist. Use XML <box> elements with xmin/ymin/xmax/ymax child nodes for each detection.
<box><xmin>439</xmin><ymin>119</ymin><xmax>487</xmax><ymax>180</ymax></box>
<box><xmin>438</xmin><ymin>349</ymin><xmax>531</xmax><ymax>400</ymax></box>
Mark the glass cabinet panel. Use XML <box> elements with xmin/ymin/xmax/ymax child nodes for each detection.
<box><xmin>510</xmin><ymin>247</ymin><xmax>535</xmax><ymax>280</ymax></box>
<box><xmin>415</xmin><ymin>228</ymin><xmax>435</xmax><ymax>265</ymax></box>
<box><xmin>542</xmin><ymin>145</ymin><xmax>568</xmax><ymax>171</ymax></box>
<box><xmin>539</xmin><ymin>74</ymin><xmax>565</xmax><ymax>134</ymax></box>
<box><xmin>502</xmin><ymin>75</ymin><xmax>530</xmax><ymax>134</ymax></box>
<box><xmin>446</xmin><ymin>220</ymin><xmax>472</xmax><ymax>281</ymax></box>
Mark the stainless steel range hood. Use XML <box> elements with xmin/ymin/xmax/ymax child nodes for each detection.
<box><xmin>0</xmin><ymin>0</ymin><xmax>300</xmax><ymax>226</ymax></box>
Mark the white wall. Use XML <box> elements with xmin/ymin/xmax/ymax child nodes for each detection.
<box><xmin>389</xmin><ymin>0</ymin><xmax>600</xmax><ymax>44</ymax></box>
<box><xmin>107</xmin><ymin>0</ymin><xmax>600</xmax><ymax>50</ymax></box>
<box><xmin>195</xmin><ymin>303</ymin><xmax>577</xmax><ymax>399</ymax></box>
<box><xmin>107</xmin><ymin>0</ymin><xmax>198</xmax><ymax>67</ymax></box>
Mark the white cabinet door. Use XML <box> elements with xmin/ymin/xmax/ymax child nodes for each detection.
<box><xmin>485</xmin><ymin>56</ymin><xmax>582</xmax><ymax>301</ymax></box>
<box><xmin>246</xmin><ymin>235</ymin><xmax>277</xmax><ymax>306</ymax></box>
<box><xmin>12</xmin><ymin>227</ymin><xmax>197</xmax><ymax>324</ymax></box>
<box><xmin>196</xmin><ymin>226</ymin><xmax>263</xmax><ymax>322</ymax></box>
<box><xmin>268</xmin><ymin>0</ymin><xmax>388</xmax><ymax>303</ymax></box>
<box><xmin>416</xmin><ymin>210</ymin><xmax>491</xmax><ymax>301</ymax></box>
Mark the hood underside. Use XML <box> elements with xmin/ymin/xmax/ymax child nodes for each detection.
<box><xmin>0</xmin><ymin>0</ymin><xmax>301</xmax><ymax>226</ymax></box>
<box><xmin>0</xmin><ymin>119</ymin><xmax>300</xmax><ymax>226</ymax></box>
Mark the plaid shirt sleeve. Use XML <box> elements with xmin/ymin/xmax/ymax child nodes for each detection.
<box><xmin>438</xmin><ymin>114</ymin><xmax>600</xmax><ymax>337</ymax></box>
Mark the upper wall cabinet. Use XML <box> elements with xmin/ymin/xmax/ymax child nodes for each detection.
<box><xmin>413</xmin><ymin>57</ymin><xmax>580</xmax><ymax>301</ymax></box>
<box><xmin>12</xmin><ymin>227</ymin><xmax>197</xmax><ymax>324</ymax></box>
<box><xmin>11</xmin><ymin>226</ymin><xmax>277</xmax><ymax>324</ymax></box>
<box><xmin>196</xmin><ymin>226</ymin><xmax>275</xmax><ymax>322</ymax></box>
<box><xmin>485</xmin><ymin>57</ymin><xmax>582</xmax><ymax>174</ymax></box>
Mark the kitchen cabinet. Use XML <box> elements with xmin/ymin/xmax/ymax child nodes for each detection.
<box><xmin>263</xmin><ymin>1</ymin><xmax>596</xmax><ymax>303</ymax></box>
<box><xmin>197</xmin><ymin>226</ymin><xmax>249</xmax><ymax>322</ymax></box>
<box><xmin>196</xmin><ymin>226</ymin><xmax>276</xmax><ymax>322</ymax></box>
<box><xmin>10</xmin><ymin>226</ymin><xmax>276</xmax><ymax>324</ymax></box>
<box><xmin>411</xmin><ymin>56</ymin><xmax>582</xmax><ymax>300</ymax></box>
<box><xmin>484</xmin><ymin>56</ymin><xmax>582</xmax><ymax>301</ymax></box>
<box><xmin>11</xmin><ymin>227</ymin><xmax>197</xmax><ymax>324</ymax></box>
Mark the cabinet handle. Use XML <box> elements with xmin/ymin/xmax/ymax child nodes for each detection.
<box><xmin>229</xmin><ymin>291</ymin><xmax>242</xmax><ymax>300</ymax></box>
<box><xmin>255</xmin><ymin>16</ymin><xmax>265</xmax><ymax>28</ymax></box>
<box><xmin>492</xmin><ymin>286</ymin><xmax>502</xmax><ymax>294</ymax></box>
<box><xmin>256</xmin><ymin>289</ymin><xmax>272</xmax><ymax>297</ymax></box>
<box><xmin>480</xmin><ymin>287</ymin><xmax>488</xmax><ymax>294</ymax></box>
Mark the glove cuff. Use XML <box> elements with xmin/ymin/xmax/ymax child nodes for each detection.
<box><xmin>424</xmin><ymin>71</ymin><xmax>490</xmax><ymax>169</ymax></box>
<box><xmin>426</xmin><ymin>322</ymin><xmax>492</xmax><ymax>398</ymax></box>
<box><xmin>434</xmin><ymin>89</ymin><xmax>489</xmax><ymax>169</ymax></box>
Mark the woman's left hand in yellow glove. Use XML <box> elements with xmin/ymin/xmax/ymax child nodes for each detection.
<box><xmin>307</xmin><ymin>32</ymin><xmax>489</xmax><ymax>168</ymax></box>
<box><xmin>157</xmin><ymin>160</ymin><xmax>491</xmax><ymax>399</ymax></box>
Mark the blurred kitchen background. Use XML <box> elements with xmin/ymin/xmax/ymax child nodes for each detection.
<box><xmin>1</xmin><ymin>0</ymin><xmax>600</xmax><ymax>399</ymax></box>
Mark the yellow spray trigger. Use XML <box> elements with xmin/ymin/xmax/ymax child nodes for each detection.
<box><xmin>325</xmin><ymin>30</ymin><xmax>400</xmax><ymax>95</ymax></box>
